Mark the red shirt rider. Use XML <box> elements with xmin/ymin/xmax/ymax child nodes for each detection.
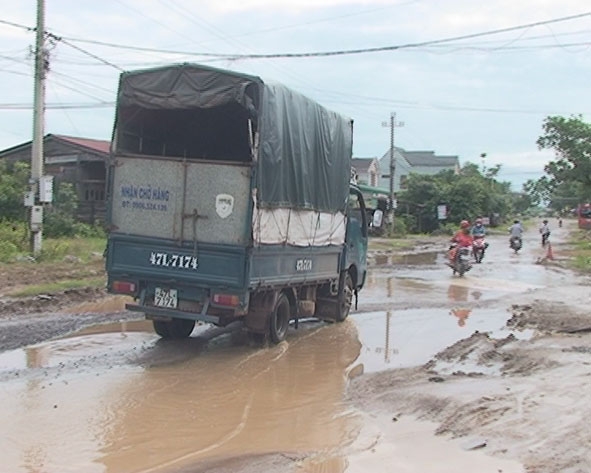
<box><xmin>452</xmin><ymin>223</ymin><xmax>474</xmax><ymax>247</ymax></box>
<box><xmin>449</xmin><ymin>220</ymin><xmax>474</xmax><ymax>263</ymax></box>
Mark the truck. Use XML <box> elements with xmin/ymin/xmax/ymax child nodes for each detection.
<box><xmin>105</xmin><ymin>63</ymin><xmax>378</xmax><ymax>344</ymax></box>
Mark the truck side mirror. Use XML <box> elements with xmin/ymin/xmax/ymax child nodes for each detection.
<box><xmin>372</xmin><ymin>209</ymin><xmax>383</xmax><ymax>228</ymax></box>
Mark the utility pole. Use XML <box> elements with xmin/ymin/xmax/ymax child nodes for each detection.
<box><xmin>30</xmin><ymin>0</ymin><xmax>47</xmax><ymax>255</ymax></box>
<box><xmin>382</xmin><ymin>112</ymin><xmax>404</xmax><ymax>233</ymax></box>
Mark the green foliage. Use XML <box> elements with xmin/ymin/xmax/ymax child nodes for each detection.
<box><xmin>0</xmin><ymin>160</ymin><xmax>29</xmax><ymax>222</ymax></box>
<box><xmin>35</xmin><ymin>237</ymin><xmax>106</xmax><ymax>263</ymax></box>
<box><xmin>43</xmin><ymin>182</ymin><xmax>79</xmax><ymax>238</ymax></box>
<box><xmin>569</xmin><ymin>231</ymin><xmax>591</xmax><ymax>272</ymax></box>
<box><xmin>36</xmin><ymin>240</ymin><xmax>72</xmax><ymax>261</ymax></box>
<box><xmin>0</xmin><ymin>221</ymin><xmax>28</xmax><ymax>262</ymax></box>
<box><xmin>391</xmin><ymin>217</ymin><xmax>408</xmax><ymax>236</ymax></box>
<box><xmin>42</xmin><ymin>182</ymin><xmax>106</xmax><ymax>238</ymax></box>
<box><xmin>0</xmin><ymin>240</ymin><xmax>19</xmax><ymax>263</ymax></box>
<box><xmin>396</xmin><ymin>162</ymin><xmax>520</xmax><ymax>233</ymax></box>
<box><xmin>534</xmin><ymin>115</ymin><xmax>591</xmax><ymax>204</ymax></box>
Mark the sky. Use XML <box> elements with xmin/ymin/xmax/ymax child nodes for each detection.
<box><xmin>1</xmin><ymin>0</ymin><xmax>591</xmax><ymax>191</ymax></box>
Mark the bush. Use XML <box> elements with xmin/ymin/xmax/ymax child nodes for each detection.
<box><xmin>0</xmin><ymin>240</ymin><xmax>19</xmax><ymax>263</ymax></box>
<box><xmin>0</xmin><ymin>221</ymin><xmax>28</xmax><ymax>261</ymax></box>
<box><xmin>431</xmin><ymin>222</ymin><xmax>456</xmax><ymax>236</ymax></box>
<box><xmin>44</xmin><ymin>211</ymin><xmax>77</xmax><ymax>237</ymax></box>
<box><xmin>392</xmin><ymin>217</ymin><xmax>408</xmax><ymax>236</ymax></box>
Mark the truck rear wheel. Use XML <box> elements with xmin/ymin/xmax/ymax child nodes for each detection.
<box><xmin>335</xmin><ymin>272</ymin><xmax>353</xmax><ymax>322</ymax></box>
<box><xmin>152</xmin><ymin>318</ymin><xmax>195</xmax><ymax>339</ymax></box>
<box><xmin>269</xmin><ymin>293</ymin><xmax>290</xmax><ymax>344</ymax></box>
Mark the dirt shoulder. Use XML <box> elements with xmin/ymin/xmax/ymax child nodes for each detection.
<box><xmin>346</xmin><ymin>274</ymin><xmax>591</xmax><ymax>472</ymax></box>
<box><xmin>0</xmin><ymin>257</ymin><xmax>140</xmax><ymax>351</ymax></box>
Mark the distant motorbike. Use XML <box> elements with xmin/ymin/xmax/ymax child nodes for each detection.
<box><xmin>449</xmin><ymin>244</ymin><xmax>472</xmax><ymax>276</ymax></box>
<box><xmin>472</xmin><ymin>236</ymin><xmax>487</xmax><ymax>263</ymax></box>
<box><xmin>510</xmin><ymin>235</ymin><xmax>522</xmax><ymax>253</ymax></box>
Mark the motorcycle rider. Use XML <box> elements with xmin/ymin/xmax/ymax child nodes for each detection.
<box><xmin>508</xmin><ymin>219</ymin><xmax>524</xmax><ymax>247</ymax></box>
<box><xmin>471</xmin><ymin>218</ymin><xmax>486</xmax><ymax>237</ymax></box>
<box><xmin>449</xmin><ymin>220</ymin><xmax>474</xmax><ymax>265</ymax></box>
<box><xmin>470</xmin><ymin>217</ymin><xmax>489</xmax><ymax>261</ymax></box>
<box><xmin>471</xmin><ymin>218</ymin><xmax>489</xmax><ymax>245</ymax></box>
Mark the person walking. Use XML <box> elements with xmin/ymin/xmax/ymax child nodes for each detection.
<box><xmin>539</xmin><ymin>219</ymin><xmax>551</xmax><ymax>247</ymax></box>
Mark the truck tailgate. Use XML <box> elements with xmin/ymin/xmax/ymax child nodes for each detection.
<box><xmin>107</xmin><ymin>235</ymin><xmax>248</xmax><ymax>289</ymax></box>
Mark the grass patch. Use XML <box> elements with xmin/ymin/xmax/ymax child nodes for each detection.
<box><xmin>36</xmin><ymin>237</ymin><xmax>106</xmax><ymax>263</ymax></box>
<box><xmin>568</xmin><ymin>230</ymin><xmax>591</xmax><ymax>272</ymax></box>
<box><xmin>7</xmin><ymin>276</ymin><xmax>106</xmax><ymax>297</ymax></box>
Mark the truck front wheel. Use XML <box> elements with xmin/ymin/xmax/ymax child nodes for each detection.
<box><xmin>152</xmin><ymin>318</ymin><xmax>195</xmax><ymax>339</ymax></box>
<box><xmin>269</xmin><ymin>293</ymin><xmax>290</xmax><ymax>344</ymax></box>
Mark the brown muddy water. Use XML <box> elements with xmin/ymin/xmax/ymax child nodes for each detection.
<box><xmin>1</xmin><ymin>233</ymin><xmax>565</xmax><ymax>472</ymax></box>
<box><xmin>0</xmin><ymin>320</ymin><xmax>362</xmax><ymax>473</ymax></box>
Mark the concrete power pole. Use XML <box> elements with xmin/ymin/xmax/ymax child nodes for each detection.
<box><xmin>30</xmin><ymin>0</ymin><xmax>46</xmax><ymax>255</ymax></box>
<box><xmin>382</xmin><ymin>112</ymin><xmax>404</xmax><ymax>233</ymax></box>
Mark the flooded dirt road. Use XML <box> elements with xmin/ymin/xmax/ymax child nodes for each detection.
<box><xmin>1</xmin><ymin>221</ymin><xmax>589</xmax><ymax>472</ymax></box>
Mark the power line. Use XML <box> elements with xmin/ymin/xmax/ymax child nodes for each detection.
<box><xmin>51</xmin><ymin>11</ymin><xmax>591</xmax><ymax>59</ymax></box>
<box><xmin>51</xmin><ymin>35</ymin><xmax>124</xmax><ymax>71</ymax></box>
<box><xmin>0</xmin><ymin>18</ymin><xmax>124</xmax><ymax>71</ymax></box>
<box><xmin>3</xmin><ymin>12</ymin><xmax>591</xmax><ymax>63</ymax></box>
<box><xmin>0</xmin><ymin>102</ymin><xmax>114</xmax><ymax>110</ymax></box>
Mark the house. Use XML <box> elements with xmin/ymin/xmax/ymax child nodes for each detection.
<box><xmin>377</xmin><ymin>147</ymin><xmax>460</xmax><ymax>192</ymax></box>
<box><xmin>0</xmin><ymin>134</ymin><xmax>110</xmax><ymax>223</ymax></box>
<box><xmin>351</xmin><ymin>157</ymin><xmax>380</xmax><ymax>187</ymax></box>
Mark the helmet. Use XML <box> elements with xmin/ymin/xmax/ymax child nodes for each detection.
<box><xmin>475</xmin><ymin>218</ymin><xmax>483</xmax><ymax>225</ymax></box>
<box><xmin>543</xmin><ymin>219</ymin><xmax>548</xmax><ymax>224</ymax></box>
<box><xmin>514</xmin><ymin>219</ymin><xmax>519</xmax><ymax>224</ymax></box>
<box><xmin>460</xmin><ymin>220</ymin><xmax>470</xmax><ymax>229</ymax></box>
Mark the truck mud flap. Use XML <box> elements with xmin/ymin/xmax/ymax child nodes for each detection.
<box><xmin>244</xmin><ymin>291</ymin><xmax>278</xmax><ymax>333</ymax></box>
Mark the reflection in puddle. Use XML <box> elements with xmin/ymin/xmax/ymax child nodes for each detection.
<box><xmin>0</xmin><ymin>320</ymin><xmax>362</xmax><ymax>473</ymax></box>
<box><xmin>351</xmin><ymin>308</ymin><xmax>532</xmax><ymax>374</ymax></box>
<box><xmin>450</xmin><ymin>307</ymin><xmax>472</xmax><ymax>327</ymax></box>
<box><xmin>363</xmin><ymin>269</ymin><xmax>543</xmax><ymax>307</ymax></box>
<box><xmin>373</xmin><ymin>251</ymin><xmax>440</xmax><ymax>266</ymax></box>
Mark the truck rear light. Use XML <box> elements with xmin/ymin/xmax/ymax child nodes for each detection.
<box><xmin>211</xmin><ymin>293</ymin><xmax>240</xmax><ymax>307</ymax></box>
<box><xmin>112</xmin><ymin>280</ymin><xmax>136</xmax><ymax>294</ymax></box>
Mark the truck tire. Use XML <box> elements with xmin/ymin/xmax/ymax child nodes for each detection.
<box><xmin>152</xmin><ymin>318</ymin><xmax>195</xmax><ymax>339</ymax></box>
<box><xmin>336</xmin><ymin>272</ymin><xmax>354</xmax><ymax>322</ymax></box>
<box><xmin>152</xmin><ymin>320</ymin><xmax>170</xmax><ymax>338</ymax></box>
<box><xmin>269</xmin><ymin>293</ymin><xmax>290</xmax><ymax>344</ymax></box>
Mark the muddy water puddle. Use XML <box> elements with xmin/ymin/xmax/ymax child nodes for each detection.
<box><xmin>351</xmin><ymin>307</ymin><xmax>532</xmax><ymax>375</ymax></box>
<box><xmin>0</xmin><ymin>305</ymin><xmax>531</xmax><ymax>473</ymax></box>
<box><xmin>362</xmin><ymin>270</ymin><xmax>543</xmax><ymax>305</ymax></box>
<box><xmin>372</xmin><ymin>251</ymin><xmax>440</xmax><ymax>266</ymax></box>
<box><xmin>2</xmin><ymin>235</ymin><xmax>561</xmax><ymax>473</ymax></box>
<box><xmin>0</xmin><ymin>320</ymin><xmax>362</xmax><ymax>473</ymax></box>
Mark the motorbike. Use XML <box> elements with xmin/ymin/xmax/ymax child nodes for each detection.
<box><xmin>472</xmin><ymin>236</ymin><xmax>487</xmax><ymax>263</ymax></box>
<box><xmin>449</xmin><ymin>244</ymin><xmax>472</xmax><ymax>276</ymax></box>
<box><xmin>510</xmin><ymin>235</ymin><xmax>522</xmax><ymax>253</ymax></box>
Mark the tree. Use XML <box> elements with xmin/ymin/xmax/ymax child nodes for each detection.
<box><xmin>537</xmin><ymin>115</ymin><xmax>591</xmax><ymax>200</ymax></box>
<box><xmin>0</xmin><ymin>160</ymin><xmax>29</xmax><ymax>222</ymax></box>
<box><xmin>44</xmin><ymin>182</ymin><xmax>79</xmax><ymax>237</ymax></box>
<box><xmin>396</xmin><ymin>162</ymin><xmax>520</xmax><ymax>232</ymax></box>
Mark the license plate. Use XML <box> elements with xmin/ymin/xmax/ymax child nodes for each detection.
<box><xmin>154</xmin><ymin>287</ymin><xmax>178</xmax><ymax>308</ymax></box>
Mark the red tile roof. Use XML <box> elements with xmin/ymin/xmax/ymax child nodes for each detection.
<box><xmin>54</xmin><ymin>134</ymin><xmax>110</xmax><ymax>155</ymax></box>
